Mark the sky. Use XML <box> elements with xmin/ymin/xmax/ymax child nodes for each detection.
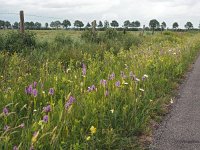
<box><xmin>1</xmin><ymin>0</ymin><xmax>200</xmax><ymax>28</ymax></box>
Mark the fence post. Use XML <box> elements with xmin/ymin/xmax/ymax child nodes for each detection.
<box><xmin>92</xmin><ymin>20</ymin><xmax>96</xmax><ymax>34</ymax></box>
<box><xmin>20</xmin><ymin>10</ymin><xmax>25</xmax><ymax>33</ymax></box>
<box><xmin>142</xmin><ymin>25</ymin><xmax>145</xmax><ymax>35</ymax></box>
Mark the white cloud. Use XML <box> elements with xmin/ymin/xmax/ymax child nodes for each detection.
<box><xmin>0</xmin><ymin>0</ymin><xmax>200</xmax><ymax>28</ymax></box>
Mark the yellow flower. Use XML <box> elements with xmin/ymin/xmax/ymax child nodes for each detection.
<box><xmin>31</xmin><ymin>131</ymin><xmax>39</xmax><ymax>144</ymax></box>
<box><xmin>90</xmin><ymin>126</ymin><xmax>96</xmax><ymax>135</ymax></box>
<box><xmin>110</xmin><ymin>109</ymin><xmax>114</xmax><ymax>113</ymax></box>
<box><xmin>86</xmin><ymin>136</ymin><xmax>91</xmax><ymax>141</ymax></box>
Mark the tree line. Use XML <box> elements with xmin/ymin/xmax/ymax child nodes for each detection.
<box><xmin>0</xmin><ymin>19</ymin><xmax>197</xmax><ymax>30</ymax></box>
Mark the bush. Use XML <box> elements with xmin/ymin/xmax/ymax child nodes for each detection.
<box><xmin>54</xmin><ymin>34</ymin><xmax>73</xmax><ymax>45</ymax></box>
<box><xmin>4</xmin><ymin>31</ymin><xmax>36</xmax><ymax>53</ymax></box>
<box><xmin>123</xmin><ymin>34</ymin><xmax>142</xmax><ymax>50</ymax></box>
<box><xmin>0</xmin><ymin>35</ymin><xmax>5</xmax><ymax>51</ymax></box>
<box><xmin>81</xmin><ymin>30</ymin><xmax>100</xmax><ymax>43</ymax></box>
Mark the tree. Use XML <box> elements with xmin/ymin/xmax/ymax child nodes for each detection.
<box><xmin>110</xmin><ymin>20</ymin><xmax>119</xmax><ymax>28</ymax></box>
<box><xmin>28</xmin><ymin>22</ymin><xmax>34</xmax><ymax>29</ymax></box>
<box><xmin>74</xmin><ymin>20</ymin><xmax>84</xmax><ymax>29</ymax></box>
<box><xmin>172</xmin><ymin>22</ymin><xmax>179</xmax><ymax>29</ymax></box>
<box><xmin>62</xmin><ymin>19</ymin><xmax>71</xmax><ymax>29</ymax></box>
<box><xmin>85</xmin><ymin>22</ymin><xmax>91</xmax><ymax>28</ymax></box>
<box><xmin>0</xmin><ymin>20</ymin><xmax>5</xmax><ymax>28</ymax></box>
<box><xmin>134</xmin><ymin>21</ymin><xmax>140</xmax><ymax>28</ymax></box>
<box><xmin>4</xmin><ymin>21</ymin><xmax>11</xmax><ymax>29</ymax></box>
<box><xmin>124</xmin><ymin>20</ymin><xmax>130</xmax><ymax>28</ymax></box>
<box><xmin>161</xmin><ymin>22</ymin><xmax>167</xmax><ymax>29</ymax></box>
<box><xmin>13</xmin><ymin>22</ymin><xmax>19</xmax><ymax>29</ymax></box>
<box><xmin>50</xmin><ymin>21</ymin><xmax>55</xmax><ymax>28</ymax></box>
<box><xmin>149</xmin><ymin>19</ymin><xmax>160</xmax><ymax>34</ymax></box>
<box><xmin>25</xmin><ymin>22</ymin><xmax>30</xmax><ymax>29</ymax></box>
<box><xmin>130</xmin><ymin>21</ymin><xmax>135</xmax><ymax>28</ymax></box>
<box><xmin>185</xmin><ymin>22</ymin><xmax>193</xmax><ymax>30</ymax></box>
<box><xmin>45</xmin><ymin>23</ymin><xmax>48</xmax><ymax>29</ymax></box>
<box><xmin>35</xmin><ymin>22</ymin><xmax>42</xmax><ymax>29</ymax></box>
<box><xmin>98</xmin><ymin>21</ymin><xmax>103</xmax><ymax>28</ymax></box>
<box><xmin>104</xmin><ymin>20</ymin><xmax>109</xmax><ymax>28</ymax></box>
<box><xmin>54</xmin><ymin>21</ymin><xmax>62</xmax><ymax>29</ymax></box>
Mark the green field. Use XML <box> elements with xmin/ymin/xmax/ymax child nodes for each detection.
<box><xmin>1</xmin><ymin>29</ymin><xmax>200</xmax><ymax>149</ymax></box>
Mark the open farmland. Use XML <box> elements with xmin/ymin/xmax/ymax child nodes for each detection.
<box><xmin>1</xmin><ymin>30</ymin><xmax>200</xmax><ymax>149</ymax></box>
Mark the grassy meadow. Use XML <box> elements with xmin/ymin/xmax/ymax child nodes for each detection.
<box><xmin>0</xmin><ymin>29</ymin><xmax>200</xmax><ymax>149</ymax></box>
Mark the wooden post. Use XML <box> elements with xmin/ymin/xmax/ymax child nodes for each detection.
<box><xmin>142</xmin><ymin>25</ymin><xmax>145</xmax><ymax>35</ymax></box>
<box><xmin>92</xmin><ymin>20</ymin><xmax>96</xmax><ymax>33</ymax></box>
<box><xmin>20</xmin><ymin>10</ymin><xmax>25</xmax><ymax>33</ymax></box>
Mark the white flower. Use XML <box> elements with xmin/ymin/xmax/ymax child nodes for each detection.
<box><xmin>67</xmin><ymin>68</ymin><xmax>71</xmax><ymax>73</ymax></box>
<box><xmin>135</xmin><ymin>78</ymin><xmax>140</xmax><ymax>82</ymax></box>
<box><xmin>139</xmin><ymin>88</ymin><xmax>144</xmax><ymax>92</ymax></box>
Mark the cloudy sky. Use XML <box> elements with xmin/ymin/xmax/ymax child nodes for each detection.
<box><xmin>1</xmin><ymin>0</ymin><xmax>200</xmax><ymax>28</ymax></box>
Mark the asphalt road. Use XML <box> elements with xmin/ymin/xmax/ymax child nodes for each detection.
<box><xmin>150</xmin><ymin>55</ymin><xmax>200</xmax><ymax>150</ymax></box>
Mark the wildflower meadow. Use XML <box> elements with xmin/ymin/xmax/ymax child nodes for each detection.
<box><xmin>1</xmin><ymin>30</ymin><xmax>200</xmax><ymax>149</ymax></box>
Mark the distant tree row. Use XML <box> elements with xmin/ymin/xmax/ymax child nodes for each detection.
<box><xmin>149</xmin><ymin>19</ymin><xmax>194</xmax><ymax>33</ymax></box>
<box><xmin>0</xmin><ymin>19</ymin><xmax>196</xmax><ymax>30</ymax></box>
<box><xmin>24</xmin><ymin>22</ymin><xmax>42</xmax><ymax>29</ymax></box>
<box><xmin>0</xmin><ymin>20</ymin><xmax>12</xmax><ymax>29</ymax></box>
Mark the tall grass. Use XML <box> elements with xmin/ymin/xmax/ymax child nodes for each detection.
<box><xmin>0</xmin><ymin>30</ymin><xmax>200</xmax><ymax>149</ymax></box>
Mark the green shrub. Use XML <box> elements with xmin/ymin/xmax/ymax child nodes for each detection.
<box><xmin>4</xmin><ymin>31</ymin><xmax>36</xmax><ymax>53</ymax></box>
<box><xmin>54</xmin><ymin>34</ymin><xmax>73</xmax><ymax>45</ymax></box>
<box><xmin>0</xmin><ymin>34</ymin><xmax>5</xmax><ymax>50</ymax></box>
<box><xmin>81</xmin><ymin>30</ymin><xmax>100</xmax><ymax>43</ymax></box>
<box><xmin>123</xmin><ymin>34</ymin><xmax>142</xmax><ymax>50</ymax></box>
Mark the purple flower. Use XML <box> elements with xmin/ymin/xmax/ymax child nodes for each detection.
<box><xmin>129</xmin><ymin>72</ymin><xmax>140</xmax><ymax>82</ymax></box>
<box><xmin>43</xmin><ymin>105</ymin><xmax>51</xmax><ymax>113</ymax></box>
<box><xmin>25</xmin><ymin>84</ymin><xmax>33</xmax><ymax>94</ymax></box>
<box><xmin>49</xmin><ymin>88</ymin><xmax>54</xmax><ymax>95</ymax></box>
<box><xmin>33</xmin><ymin>81</ymin><xmax>37</xmax><ymax>88</ymax></box>
<box><xmin>32</xmin><ymin>89</ymin><xmax>38</xmax><ymax>97</ymax></box>
<box><xmin>3</xmin><ymin>107</ymin><xmax>9</xmax><ymax>116</ymax></box>
<box><xmin>43</xmin><ymin>115</ymin><xmax>48</xmax><ymax>123</ymax></box>
<box><xmin>87</xmin><ymin>87</ymin><xmax>92</xmax><ymax>92</ymax></box>
<box><xmin>87</xmin><ymin>85</ymin><xmax>96</xmax><ymax>92</ymax></box>
<box><xmin>115</xmin><ymin>81</ymin><xmax>120</xmax><ymax>87</ymax></box>
<box><xmin>4</xmin><ymin>125</ymin><xmax>10</xmax><ymax>131</ymax></box>
<box><xmin>108</xmin><ymin>72</ymin><xmax>115</xmax><ymax>80</ymax></box>
<box><xmin>142</xmin><ymin>74</ymin><xmax>148</xmax><ymax>81</ymax></box>
<box><xmin>13</xmin><ymin>146</ymin><xmax>18</xmax><ymax>150</ymax></box>
<box><xmin>82</xmin><ymin>63</ymin><xmax>86</xmax><ymax>76</ymax></box>
<box><xmin>30</xmin><ymin>144</ymin><xmax>34</xmax><ymax>150</ymax></box>
<box><xmin>91</xmin><ymin>85</ymin><xmax>96</xmax><ymax>91</ymax></box>
<box><xmin>129</xmin><ymin>71</ymin><xmax>134</xmax><ymax>78</ymax></box>
<box><xmin>65</xmin><ymin>96</ymin><xmax>76</xmax><ymax>110</ymax></box>
<box><xmin>100</xmin><ymin>79</ymin><xmax>107</xmax><ymax>87</ymax></box>
<box><xmin>105</xmin><ymin>90</ymin><xmax>109</xmax><ymax>97</ymax></box>
<box><xmin>121</xmin><ymin>71</ymin><xmax>126</xmax><ymax>79</ymax></box>
<box><xmin>19</xmin><ymin>123</ymin><xmax>25</xmax><ymax>128</ymax></box>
